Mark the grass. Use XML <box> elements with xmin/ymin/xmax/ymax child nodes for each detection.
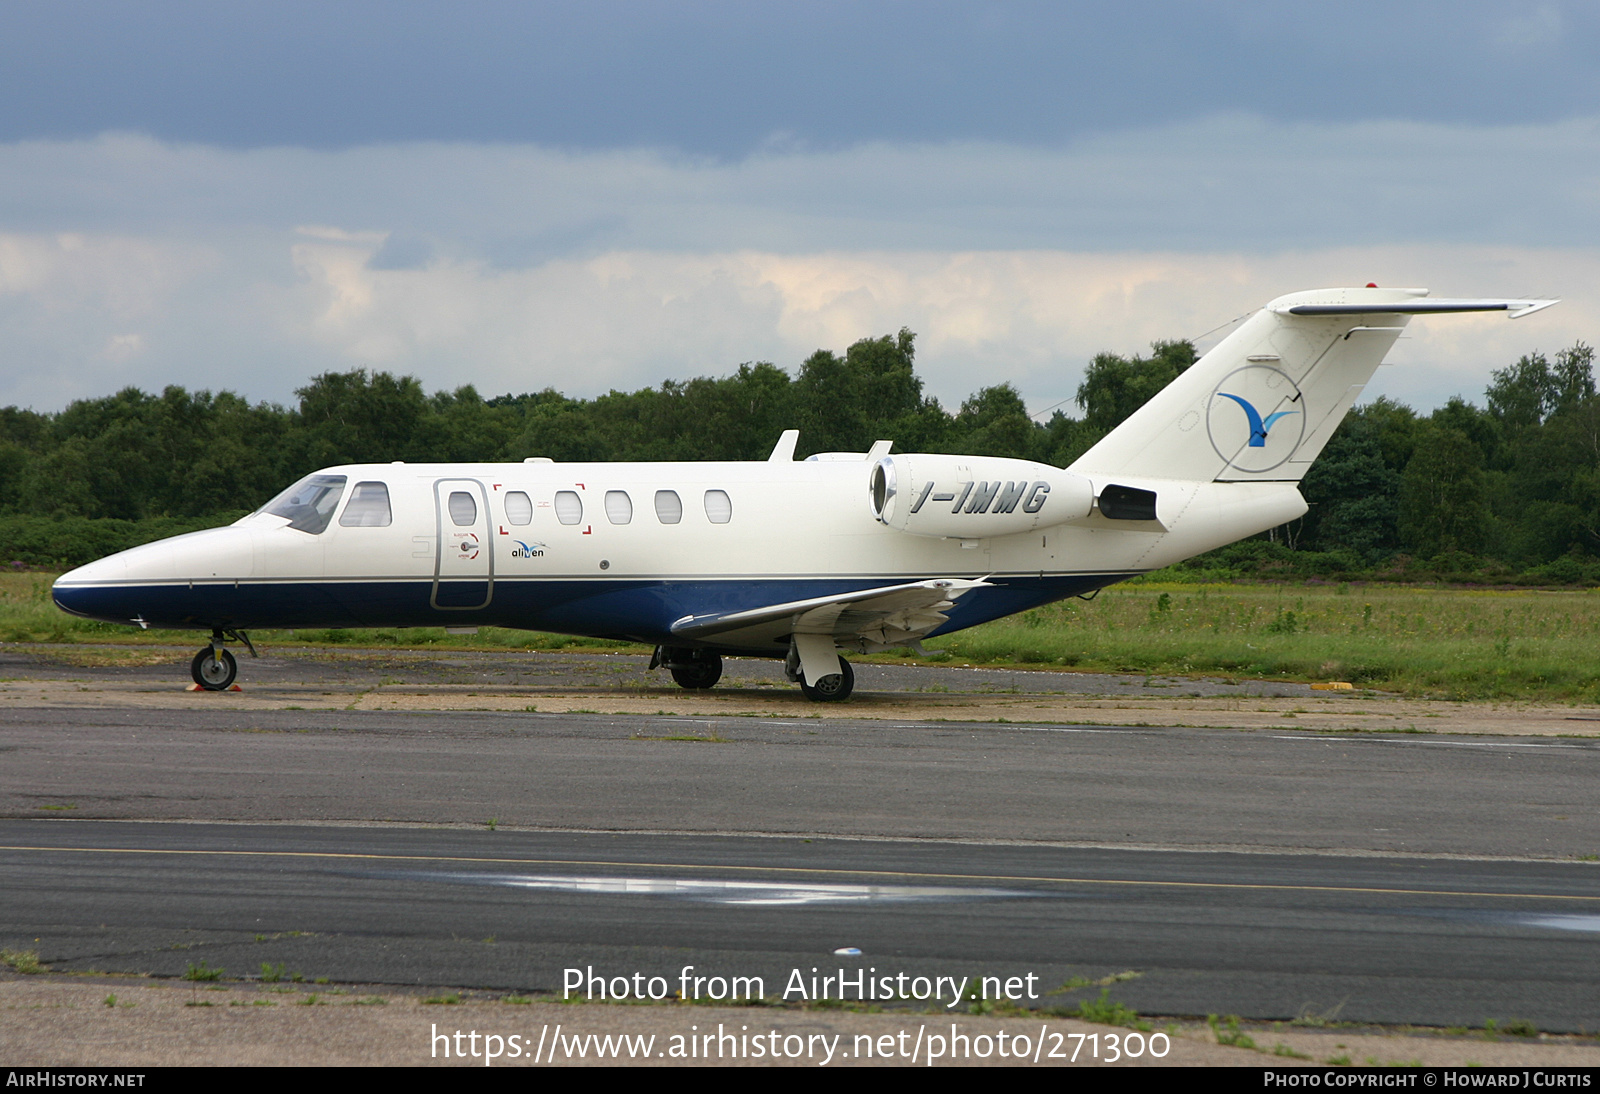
<box><xmin>1074</xmin><ymin>989</ymin><xmax>1150</xmax><ymax>1030</ymax></box>
<box><xmin>15</xmin><ymin>568</ymin><xmax>1600</xmax><ymax>700</ymax></box>
<box><xmin>1</xmin><ymin>949</ymin><xmax>46</xmax><ymax>974</ymax></box>
<box><xmin>1209</xmin><ymin>1014</ymin><xmax>1258</xmax><ymax>1049</ymax></box>
<box><xmin>1485</xmin><ymin>1017</ymin><xmax>1539</xmax><ymax>1039</ymax></box>
<box><xmin>182</xmin><ymin>961</ymin><xmax>224</xmax><ymax>982</ymax></box>
<box><xmin>903</xmin><ymin>580</ymin><xmax>1600</xmax><ymax>701</ymax></box>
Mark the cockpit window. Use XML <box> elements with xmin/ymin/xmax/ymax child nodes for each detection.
<box><xmin>339</xmin><ymin>481</ymin><xmax>392</xmax><ymax>527</ymax></box>
<box><xmin>257</xmin><ymin>474</ymin><xmax>347</xmax><ymax>535</ymax></box>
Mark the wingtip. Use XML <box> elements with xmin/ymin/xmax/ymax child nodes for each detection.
<box><xmin>1508</xmin><ymin>299</ymin><xmax>1561</xmax><ymax>319</ymax></box>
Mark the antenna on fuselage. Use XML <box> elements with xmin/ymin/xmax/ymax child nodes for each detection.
<box><xmin>768</xmin><ymin>430</ymin><xmax>800</xmax><ymax>462</ymax></box>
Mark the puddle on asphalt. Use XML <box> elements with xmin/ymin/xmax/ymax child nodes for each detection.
<box><xmin>375</xmin><ymin>870</ymin><xmax>1041</xmax><ymax>906</ymax></box>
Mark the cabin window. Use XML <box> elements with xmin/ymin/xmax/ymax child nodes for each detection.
<box><xmin>605</xmin><ymin>490</ymin><xmax>633</xmax><ymax>524</ymax></box>
<box><xmin>504</xmin><ymin>491</ymin><xmax>533</xmax><ymax>526</ymax></box>
<box><xmin>704</xmin><ymin>489</ymin><xmax>732</xmax><ymax>524</ymax></box>
<box><xmin>257</xmin><ymin>474</ymin><xmax>347</xmax><ymax>535</ymax></box>
<box><xmin>448</xmin><ymin>491</ymin><xmax>477</xmax><ymax>526</ymax></box>
<box><xmin>654</xmin><ymin>489</ymin><xmax>682</xmax><ymax>524</ymax></box>
<box><xmin>338</xmin><ymin>481</ymin><xmax>392</xmax><ymax>527</ymax></box>
<box><xmin>554</xmin><ymin>490</ymin><xmax>583</xmax><ymax>525</ymax></box>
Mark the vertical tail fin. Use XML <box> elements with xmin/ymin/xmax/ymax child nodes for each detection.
<box><xmin>1069</xmin><ymin>287</ymin><xmax>1556</xmax><ymax>484</ymax></box>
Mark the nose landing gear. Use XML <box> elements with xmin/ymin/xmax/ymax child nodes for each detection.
<box><xmin>190</xmin><ymin>647</ymin><xmax>237</xmax><ymax>690</ymax></box>
<box><xmin>190</xmin><ymin>629</ymin><xmax>257</xmax><ymax>691</ymax></box>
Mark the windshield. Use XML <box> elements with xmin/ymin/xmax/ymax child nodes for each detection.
<box><xmin>255</xmin><ymin>474</ymin><xmax>348</xmax><ymax>534</ymax></box>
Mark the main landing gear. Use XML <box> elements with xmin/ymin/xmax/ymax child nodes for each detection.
<box><xmin>650</xmin><ymin>641</ymin><xmax>855</xmax><ymax>702</ymax></box>
<box><xmin>785</xmin><ymin>639</ymin><xmax>854</xmax><ymax>703</ymax></box>
<box><xmin>799</xmin><ymin>657</ymin><xmax>853</xmax><ymax>703</ymax></box>
<box><xmin>190</xmin><ymin>629</ymin><xmax>257</xmax><ymax>691</ymax></box>
<box><xmin>651</xmin><ymin>646</ymin><xmax>724</xmax><ymax>690</ymax></box>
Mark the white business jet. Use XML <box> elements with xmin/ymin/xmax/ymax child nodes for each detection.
<box><xmin>52</xmin><ymin>287</ymin><xmax>1555</xmax><ymax>700</ymax></box>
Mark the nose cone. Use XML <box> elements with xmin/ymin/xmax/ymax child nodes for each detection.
<box><xmin>52</xmin><ymin>526</ymin><xmax>255</xmax><ymax>626</ymax></box>
<box><xmin>51</xmin><ymin>568</ymin><xmax>127</xmax><ymax>622</ymax></box>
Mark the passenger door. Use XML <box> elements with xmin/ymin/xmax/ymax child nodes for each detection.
<box><xmin>432</xmin><ymin>478</ymin><xmax>493</xmax><ymax>610</ymax></box>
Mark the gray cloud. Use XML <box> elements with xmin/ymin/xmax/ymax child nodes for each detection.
<box><xmin>3</xmin><ymin>2</ymin><xmax>1597</xmax><ymax>153</ymax></box>
<box><xmin>5</xmin><ymin>117</ymin><xmax>1600</xmax><ymax>253</ymax></box>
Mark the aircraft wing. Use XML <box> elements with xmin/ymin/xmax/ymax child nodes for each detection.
<box><xmin>668</xmin><ymin>578</ymin><xmax>990</xmax><ymax>652</ymax></box>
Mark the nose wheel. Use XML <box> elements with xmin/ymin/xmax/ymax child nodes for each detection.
<box><xmin>189</xmin><ymin>629</ymin><xmax>255</xmax><ymax>690</ymax></box>
<box><xmin>190</xmin><ymin>647</ymin><xmax>238</xmax><ymax>690</ymax></box>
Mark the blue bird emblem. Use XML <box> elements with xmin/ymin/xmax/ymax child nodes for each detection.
<box><xmin>1217</xmin><ymin>393</ymin><xmax>1297</xmax><ymax>447</ymax></box>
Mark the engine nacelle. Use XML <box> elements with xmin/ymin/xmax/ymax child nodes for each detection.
<box><xmin>869</xmin><ymin>454</ymin><xmax>1094</xmax><ymax>538</ymax></box>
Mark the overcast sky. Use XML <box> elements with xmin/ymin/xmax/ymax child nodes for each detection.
<box><xmin>2</xmin><ymin>1</ymin><xmax>1597</xmax><ymax>418</ymax></box>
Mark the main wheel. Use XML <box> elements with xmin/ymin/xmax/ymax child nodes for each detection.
<box><xmin>669</xmin><ymin>651</ymin><xmax>722</xmax><ymax>690</ymax></box>
<box><xmin>190</xmin><ymin>647</ymin><xmax>237</xmax><ymax>690</ymax></box>
<box><xmin>799</xmin><ymin>656</ymin><xmax>854</xmax><ymax>702</ymax></box>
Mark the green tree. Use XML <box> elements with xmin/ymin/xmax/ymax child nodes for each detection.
<box><xmin>1298</xmin><ymin>416</ymin><xmax>1402</xmax><ymax>557</ymax></box>
<box><xmin>951</xmin><ymin>384</ymin><xmax>1034</xmax><ymax>459</ymax></box>
<box><xmin>1074</xmin><ymin>339</ymin><xmax>1196</xmax><ymax>437</ymax></box>
<box><xmin>294</xmin><ymin>369</ymin><xmax>437</xmax><ymax>465</ymax></box>
<box><xmin>1398</xmin><ymin>423</ymin><xmax>1489</xmax><ymax>558</ymax></box>
<box><xmin>794</xmin><ymin>329</ymin><xmax>925</xmax><ymax>454</ymax></box>
<box><xmin>1486</xmin><ymin>342</ymin><xmax>1595</xmax><ymax>437</ymax></box>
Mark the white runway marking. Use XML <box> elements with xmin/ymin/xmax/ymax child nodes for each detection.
<box><xmin>1269</xmin><ymin>736</ymin><xmax>1585</xmax><ymax>750</ymax></box>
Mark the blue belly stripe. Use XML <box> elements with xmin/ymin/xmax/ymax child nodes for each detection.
<box><xmin>52</xmin><ymin>574</ymin><xmax>1129</xmax><ymax>649</ymax></box>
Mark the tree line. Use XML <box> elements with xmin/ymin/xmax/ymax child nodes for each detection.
<box><xmin>2</xmin><ymin>329</ymin><xmax>1597</xmax><ymax>583</ymax></box>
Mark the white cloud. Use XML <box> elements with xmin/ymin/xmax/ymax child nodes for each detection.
<box><xmin>0</xmin><ymin>123</ymin><xmax>1596</xmax><ymax>415</ymax></box>
<box><xmin>1</xmin><ymin>230</ymin><xmax>1590</xmax><ymax>417</ymax></box>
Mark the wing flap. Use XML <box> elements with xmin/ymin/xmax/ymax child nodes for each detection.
<box><xmin>669</xmin><ymin>578</ymin><xmax>989</xmax><ymax>651</ymax></box>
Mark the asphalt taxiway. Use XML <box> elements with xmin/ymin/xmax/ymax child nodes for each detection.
<box><xmin>2</xmin><ymin>645</ymin><xmax>1597</xmax><ymax>1033</ymax></box>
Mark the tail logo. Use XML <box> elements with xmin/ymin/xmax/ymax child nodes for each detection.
<box><xmin>1216</xmin><ymin>394</ymin><xmax>1296</xmax><ymax>447</ymax></box>
<box><xmin>1206</xmin><ymin>365</ymin><xmax>1306</xmax><ymax>473</ymax></box>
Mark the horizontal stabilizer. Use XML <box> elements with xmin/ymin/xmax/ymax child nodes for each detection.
<box><xmin>1275</xmin><ymin>298</ymin><xmax>1558</xmax><ymax>319</ymax></box>
<box><xmin>670</xmin><ymin>578</ymin><xmax>990</xmax><ymax>651</ymax></box>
